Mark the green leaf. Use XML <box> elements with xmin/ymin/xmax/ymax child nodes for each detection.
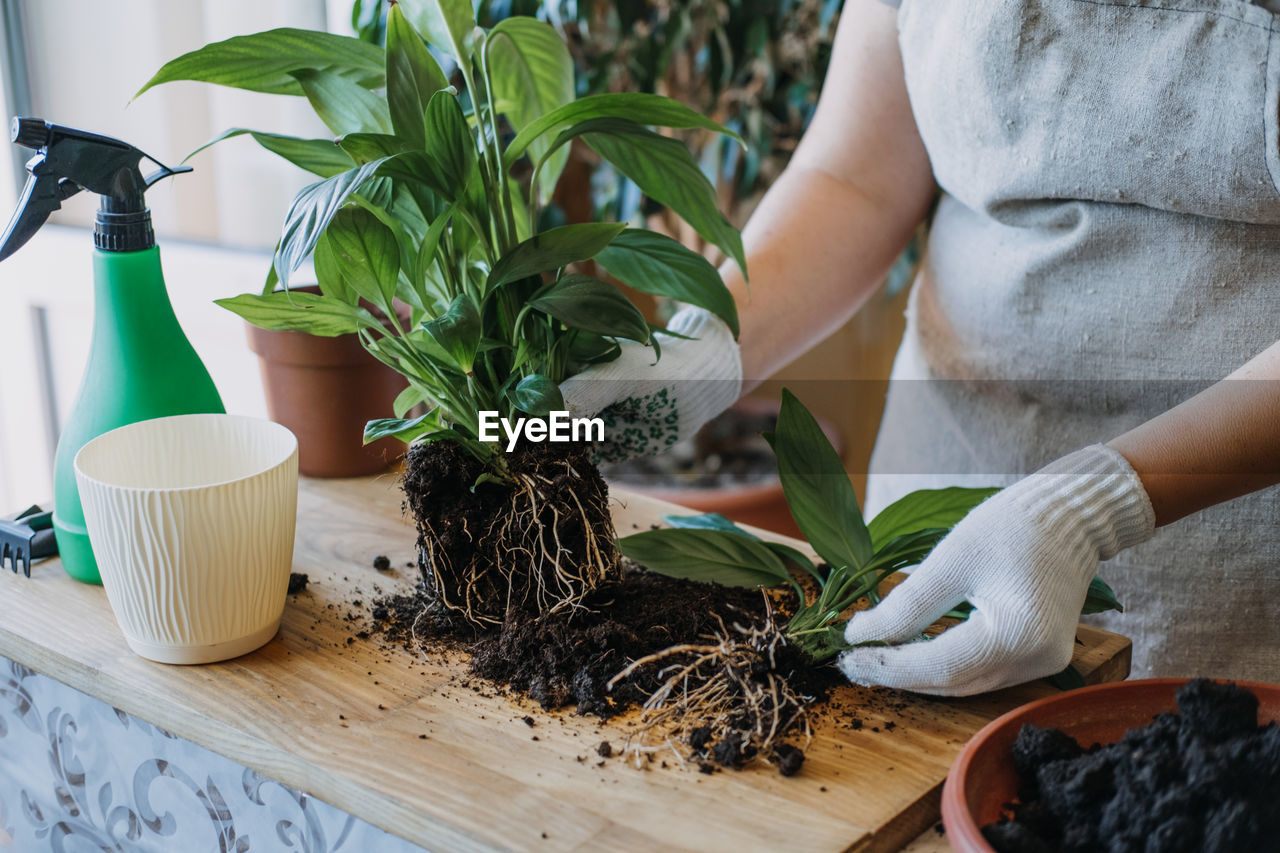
<box><xmin>259</xmin><ymin>247</ymin><xmax>282</xmax><ymax>295</ymax></box>
<box><xmin>472</xmin><ymin>472</ymin><xmax>506</xmax><ymax>491</ymax></box>
<box><xmin>398</xmin><ymin>0</ymin><xmax>477</xmax><ymax>63</ymax></box>
<box><xmin>312</xmin><ymin>230</ymin><xmax>352</xmax><ymax>303</ymax></box>
<box><xmin>393</xmin><ymin>384</ymin><xmax>427</xmax><ymax>418</ymax></box>
<box><xmin>404</xmin><ymin>327</ymin><xmax>464</xmax><ymax>373</ymax></box>
<box><xmin>215</xmin><ymin>291</ymin><xmax>379</xmax><ymax>337</ymax></box>
<box><xmin>136</xmin><ymin>28</ymin><xmax>385</xmax><ymax>98</ymax></box>
<box><xmin>616</xmin><ymin>529</ymin><xmax>791</xmax><ymax>589</ymax></box>
<box><xmin>511</xmin><ymin>374</ymin><xmax>564</xmax><ymax>417</ymax></box>
<box><xmin>424</xmin><ymin>90</ymin><xmax>477</xmax><ymax>201</ymax></box>
<box><xmin>274</xmin><ymin>158</ymin><xmax>389</xmax><ymax>288</ymax></box>
<box><xmin>1082</xmin><ymin>575</ymin><xmax>1124</xmax><ymax>615</ymax></box>
<box><xmin>664</xmin><ymin>512</ymin><xmax>818</xmax><ymax>579</ymax></box>
<box><xmin>595</xmin><ymin>229</ymin><xmax>739</xmax><ymax>337</ymax></box>
<box><xmin>415</xmin><ymin>208</ymin><xmax>454</xmax><ymax>292</ymax></box>
<box><xmin>866</xmin><ymin>486</ymin><xmax>1001</xmax><ymax>551</ymax></box>
<box><xmin>528</xmin><ymin>275</ymin><xmax>650</xmax><ymax>343</ymax></box>
<box><xmin>291</xmin><ymin>68</ymin><xmax>391</xmax><ymax>135</ymax></box>
<box><xmin>385</xmin><ymin>3</ymin><xmax>450</xmax><ymax>148</ymax></box>
<box><xmin>325</xmin><ymin>207</ymin><xmax>400</xmax><ymax>312</ymax></box>
<box><xmin>866</xmin><ymin>527</ymin><xmax>949</xmax><ymax>574</ymax></box>
<box><xmin>552</xmin><ymin>118</ymin><xmax>744</xmax><ymax>276</ymax></box>
<box><xmin>504</xmin><ymin>92</ymin><xmax>740</xmax><ymax>167</ymax></box>
<box><xmin>364</xmin><ymin>412</ymin><xmax>440</xmax><ymax>444</ymax></box>
<box><xmin>486</xmin><ymin>18</ymin><xmax>575</xmax><ymax>203</ymax></box>
<box><xmin>423</xmin><ymin>293</ymin><xmax>482</xmax><ymax>372</ymax></box>
<box><xmin>186</xmin><ymin>128</ymin><xmax>353</xmax><ymax>178</ymax></box>
<box><xmin>764</xmin><ymin>389</ymin><xmax>872</xmax><ymax>571</ymax></box>
<box><xmin>765</xmin><ymin>543</ymin><xmax>821</xmax><ymax>579</ymax></box>
<box><xmin>568</xmin><ymin>332</ymin><xmax>621</xmax><ymax>366</ymax></box>
<box><xmin>488</xmin><ymin>223</ymin><xmax>626</xmax><ymax>291</ymax></box>
<box><xmin>663</xmin><ymin>512</ymin><xmax>757</xmax><ymax>537</ymax></box>
<box><xmin>339</xmin><ymin>133</ymin><xmax>415</xmax><ymax>164</ymax></box>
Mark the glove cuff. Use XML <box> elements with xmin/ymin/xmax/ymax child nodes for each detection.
<box><xmin>1035</xmin><ymin>444</ymin><xmax>1156</xmax><ymax>560</ymax></box>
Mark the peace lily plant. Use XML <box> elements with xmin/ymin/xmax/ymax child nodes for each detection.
<box><xmin>139</xmin><ymin>0</ymin><xmax>745</xmax><ymax>627</ymax></box>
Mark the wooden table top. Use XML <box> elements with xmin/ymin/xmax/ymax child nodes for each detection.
<box><xmin>0</xmin><ymin>475</ymin><xmax>1130</xmax><ymax>852</ymax></box>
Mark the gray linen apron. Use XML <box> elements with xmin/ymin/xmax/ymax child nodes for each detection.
<box><xmin>868</xmin><ymin>0</ymin><xmax>1280</xmax><ymax>679</ymax></box>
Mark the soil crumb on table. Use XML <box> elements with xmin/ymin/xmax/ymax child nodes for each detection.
<box><xmin>983</xmin><ymin>679</ymin><xmax>1280</xmax><ymax>853</ymax></box>
<box><xmin>287</xmin><ymin>572</ymin><xmax>309</xmax><ymax>594</ymax></box>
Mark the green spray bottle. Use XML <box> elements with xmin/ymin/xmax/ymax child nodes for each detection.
<box><xmin>0</xmin><ymin>117</ymin><xmax>224</xmax><ymax>583</ymax></box>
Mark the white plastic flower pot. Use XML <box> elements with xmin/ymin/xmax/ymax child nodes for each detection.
<box><xmin>75</xmin><ymin>414</ymin><xmax>299</xmax><ymax>664</ymax></box>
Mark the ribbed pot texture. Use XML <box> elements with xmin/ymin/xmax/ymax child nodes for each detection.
<box><xmin>75</xmin><ymin>414</ymin><xmax>299</xmax><ymax>664</ymax></box>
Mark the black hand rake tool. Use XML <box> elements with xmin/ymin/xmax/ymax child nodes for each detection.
<box><xmin>0</xmin><ymin>505</ymin><xmax>57</xmax><ymax>577</ymax></box>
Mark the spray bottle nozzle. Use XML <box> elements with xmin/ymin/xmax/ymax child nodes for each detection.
<box><xmin>11</xmin><ymin>117</ymin><xmax>49</xmax><ymax>149</ymax></box>
<box><xmin>0</xmin><ymin>117</ymin><xmax>191</xmax><ymax>262</ymax></box>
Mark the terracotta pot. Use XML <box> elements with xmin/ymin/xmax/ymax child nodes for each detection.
<box><xmin>615</xmin><ymin>398</ymin><xmax>841</xmax><ymax>538</ymax></box>
<box><xmin>246</xmin><ymin>286</ymin><xmax>408</xmax><ymax>478</ymax></box>
<box><xmin>941</xmin><ymin>678</ymin><xmax>1280</xmax><ymax>853</ymax></box>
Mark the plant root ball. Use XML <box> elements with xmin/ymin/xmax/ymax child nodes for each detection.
<box><xmin>403</xmin><ymin>439</ymin><xmax>618</xmax><ymax>629</ymax></box>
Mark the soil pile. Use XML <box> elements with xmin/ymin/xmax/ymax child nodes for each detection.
<box><xmin>983</xmin><ymin>680</ymin><xmax>1280</xmax><ymax>853</ymax></box>
<box><xmin>468</xmin><ymin>567</ymin><xmax>771</xmax><ymax>716</ymax></box>
<box><xmin>370</xmin><ymin>559</ymin><xmax>834</xmax><ymax>772</ymax></box>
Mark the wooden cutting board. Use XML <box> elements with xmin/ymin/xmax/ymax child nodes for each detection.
<box><xmin>0</xmin><ymin>475</ymin><xmax>1130</xmax><ymax>852</ymax></box>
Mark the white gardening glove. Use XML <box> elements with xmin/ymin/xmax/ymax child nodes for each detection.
<box><xmin>839</xmin><ymin>444</ymin><xmax>1155</xmax><ymax>696</ymax></box>
<box><xmin>560</xmin><ymin>306</ymin><xmax>741</xmax><ymax>463</ymax></box>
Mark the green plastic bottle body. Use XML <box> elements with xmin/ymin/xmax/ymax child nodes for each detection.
<box><xmin>52</xmin><ymin>246</ymin><xmax>224</xmax><ymax>583</ymax></box>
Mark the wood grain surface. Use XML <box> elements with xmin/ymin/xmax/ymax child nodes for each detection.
<box><xmin>0</xmin><ymin>475</ymin><xmax>1131</xmax><ymax>852</ymax></box>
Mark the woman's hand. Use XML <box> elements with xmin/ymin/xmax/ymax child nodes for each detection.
<box><xmin>558</xmin><ymin>306</ymin><xmax>741</xmax><ymax>463</ymax></box>
<box><xmin>839</xmin><ymin>445</ymin><xmax>1155</xmax><ymax>696</ymax></box>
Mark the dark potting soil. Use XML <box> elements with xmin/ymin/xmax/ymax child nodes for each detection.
<box><xmin>983</xmin><ymin>680</ymin><xmax>1280</xmax><ymax>853</ymax></box>
<box><xmin>402</xmin><ymin>439</ymin><xmax>615</xmax><ymax>629</ymax></box>
<box><xmin>287</xmin><ymin>572</ymin><xmax>309</xmax><ymax>594</ymax></box>
<box><xmin>368</xmin><ymin>559</ymin><xmax>835</xmax><ymax>772</ymax></box>
<box><xmin>599</xmin><ymin>406</ymin><xmax>777</xmax><ymax>490</ymax></box>
<box><xmin>467</xmin><ymin>564</ymin><xmax>794</xmax><ymax>717</ymax></box>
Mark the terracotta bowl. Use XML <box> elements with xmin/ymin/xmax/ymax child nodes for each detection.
<box><xmin>942</xmin><ymin>678</ymin><xmax>1280</xmax><ymax>852</ymax></box>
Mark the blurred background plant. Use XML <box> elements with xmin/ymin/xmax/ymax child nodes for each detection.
<box><xmin>348</xmin><ymin>0</ymin><xmax>838</xmax><ymax>224</ymax></box>
<box><xmin>561</xmin><ymin>0</ymin><xmax>841</xmax><ymax>232</ymax></box>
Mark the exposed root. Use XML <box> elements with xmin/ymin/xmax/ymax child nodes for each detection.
<box><xmin>607</xmin><ymin>601</ymin><xmax>814</xmax><ymax>774</ymax></box>
<box><xmin>405</xmin><ymin>441</ymin><xmax>618</xmax><ymax>629</ymax></box>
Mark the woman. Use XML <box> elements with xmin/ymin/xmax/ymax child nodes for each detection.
<box><xmin>562</xmin><ymin>0</ymin><xmax>1280</xmax><ymax>694</ymax></box>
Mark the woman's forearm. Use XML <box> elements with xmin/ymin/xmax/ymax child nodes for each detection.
<box><xmin>1108</xmin><ymin>339</ymin><xmax>1280</xmax><ymax>526</ymax></box>
<box><xmin>725</xmin><ymin>166</ymin><xmax>930</xmax><ymax>386</ymax></box>
<box><xmin>722</xmin><ymin>1</ymin><xmax>936</xmax><ymax>388</ymax></box>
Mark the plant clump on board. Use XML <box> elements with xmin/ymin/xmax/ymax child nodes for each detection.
<box><xmin>141</xmin><ymin>0</ymin><xmax>743</xmax><ymax>627</ymax></box>
<box><xmin>616</xmin><ymin>390</ymin><xmax>1124</xmax><ymax>769</ymax></box>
